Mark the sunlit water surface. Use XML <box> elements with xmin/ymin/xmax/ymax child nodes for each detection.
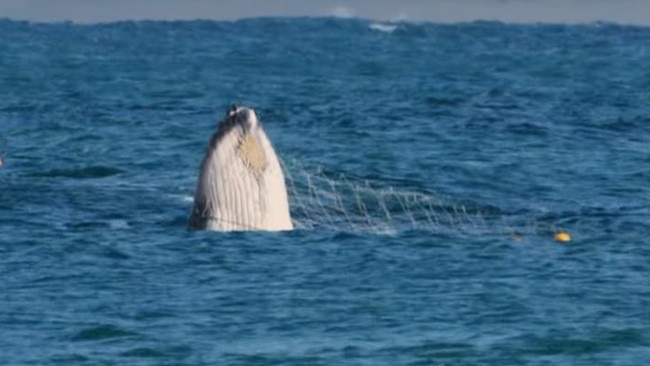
<box><xmin>1</xmin><ymin>18</ymin><xmax>649</xmax><ymax>365</ymax></box>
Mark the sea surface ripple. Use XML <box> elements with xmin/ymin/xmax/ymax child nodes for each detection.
<box><xmin>1</xmin><ymin>17</ymin><xmax>649</xmax><ymax>365</ymax></box>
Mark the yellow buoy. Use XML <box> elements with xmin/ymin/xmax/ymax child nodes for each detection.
<box><xmin>554</xmin><ymin>231</ymin><xmax>571</xmax><ymax>242</ymax></box>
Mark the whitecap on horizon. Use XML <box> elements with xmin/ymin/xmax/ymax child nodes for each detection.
<box><xmin>1</xmin><ymin>0</ymin><xmax>649</xmax><ymax>26</ymax></box>
<box><xmin>369</xmin><ymin>23</ymin><xmax>398</xmax><ymax>33</ymax></box>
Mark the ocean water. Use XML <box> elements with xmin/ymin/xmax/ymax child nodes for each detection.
<box><xmin>1</xmin><ymin>17</ymin><xmax>650</xmax><ymax>365</ymax></box>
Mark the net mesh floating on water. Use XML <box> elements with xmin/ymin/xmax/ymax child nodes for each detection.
<box><xmin>281</xmin><ymin>158</ymin><xmax>538</xmax><ymax>236</ymax></box>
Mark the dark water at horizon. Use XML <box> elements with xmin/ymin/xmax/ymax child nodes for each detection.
<box><xmin>1</xmin><ymin>17</ymin><xmax>649</xmax><ymax>365</ymax></box>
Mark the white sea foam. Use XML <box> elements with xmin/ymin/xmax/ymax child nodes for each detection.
<box><xmin>175</xmin><ymin>194</ymin><xmax>194</xmax><ymax>203</ymax></box>
<box><xmin>369</xmin><ymin>23</ymin><xmax>398</xmax><ymax>33</ymax></box>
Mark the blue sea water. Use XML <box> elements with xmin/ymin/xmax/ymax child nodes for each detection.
<box><xmin>1</xmin><ymin>17</ymin><xmax>650</xmax><ymax>365</ymax></box>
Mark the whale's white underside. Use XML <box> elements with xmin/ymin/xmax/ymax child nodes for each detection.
<box><xmin>190</xmin><ymin>107</ymin><xmax>293</xmax><ymax>231</ymax></box>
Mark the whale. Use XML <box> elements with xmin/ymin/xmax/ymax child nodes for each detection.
<box><xmin>189</xmin><ymin>106</ymin><xmax>293</xmax><ymax>231</ymax></box>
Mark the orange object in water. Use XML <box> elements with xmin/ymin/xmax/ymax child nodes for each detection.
<box><xmin>554</xmin><ymin>231</ymin><xmax>571</xmax><ymax>242</ymax></box>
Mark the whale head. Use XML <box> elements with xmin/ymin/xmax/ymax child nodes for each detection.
<box><xmin>225</xmin><ymin>105</ymin><xmax>260</xmax><ymax>130</ymax></box>
<box><xmin>189</xmin><ymin>105</ymin><xmax>293</xmax><ymax>231</ymax></box>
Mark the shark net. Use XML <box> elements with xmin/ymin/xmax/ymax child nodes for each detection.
<box><xmin>280</xmin><ymin>158</ymin><xmax>558</xmax><ymax>237</ymax></box>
